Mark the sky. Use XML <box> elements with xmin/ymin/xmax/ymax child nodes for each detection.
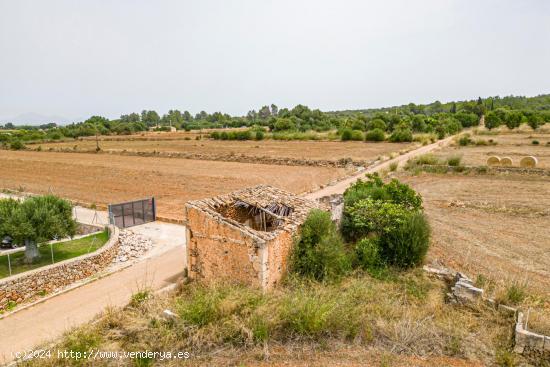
<box><xmin>1</xmin><ymin>0</ymin><xmax>549</xmax><ymax>123</ymax></box>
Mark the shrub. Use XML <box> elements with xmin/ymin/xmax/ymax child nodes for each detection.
<box><xmin>458</xmin><ymin>134</ymin><xmax>473</xmax><ymax>146</ymax></box>
<box><xmin>365</xmin><ymin>128</ymin><xmax>385</xmax><ymax>142</ymax></box>
<box><xmin>255</xmin><ymin>131</ymin><xmax>265</xmax><ymax>140</ymax></box>
<box><xmin>354</xmin><ymin>238</ymin><xmax>383</xmax><ymax>270</ymax></box>
<box><xmin>389</xmin><ymin>162</ymin><xmax>398</xmax><ymax>171</ymax></box>
<box><xmin>291</xmin><ymin>210</ymin><xmax>351</xmax><ymax>281</ymax></box>
<box><xmin>389</xmin><ymin>128</ymin><xmax>413</xmax><ymax>142</ymax></box>
<box><xmin>350</xmin><ymin>130</ymin><xmax>364</xmax><ymax>141</ymax></box>
<box><xmin>532</xmin><ymin>140</ymin><xmax>539</xmax><ymax>145</ymax></box>
<box><xmin>343</xmin><ymin>174</ymin><xmax>422</xmax><ymax>211</ymax></box>
<box><xmin>343</xmin><ymin>199</ymin><xmax>430</xmax><ymax>268</ymax></box>
<box><xmin>503</xmin><ymin>281</ymin><xmax>527</xmax><ymax>305</ymax></box>
<box><xmin>341</xmin><ymin>129</ymin><xmax>353</xmax><ymax>141</ymax></box>
<box><xmin>446</xmin><ymin>155</ymin><xmax>462</xmax><ymax>167</ymax></box>
<box><xmin>9</xmin><ymin>139</ymin><xmax>25</xmax><ymax>150</ymax></box>
<box><xmin>380</xmin><ymin>212</ymin><xmax>431</xmax><ymax>268</ymax></box>
<box><xmin>342</xmin><ymin>198</ymin><xmax>410</xmax><ymax>241</ymax></box>
<box><xmin>404</xmin><ymin>154</ymin><xmax>441</xmax><ymax>171</ymax></box>
<box><xmin>210</xmin><ymin>131</ymin><xmax>220</xmax><ymax>139</ymax></box>
<box><xmin>368</xmin><ymin>118</ymin><xmax>387</xmax><ymax>131</ymax></box>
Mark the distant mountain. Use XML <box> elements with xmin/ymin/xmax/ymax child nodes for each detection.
<box><xmin>0</xmin><ymin>112</ymin><xmax>75</xmax><ymax>125</ymax></box>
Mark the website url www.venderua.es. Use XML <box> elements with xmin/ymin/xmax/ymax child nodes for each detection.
<box><xmin>14</xmin><ymin>349</ymin><xmax>191</xmax><ymax>361</ymax></box>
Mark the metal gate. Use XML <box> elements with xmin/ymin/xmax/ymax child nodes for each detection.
<box><xmin>108</xmin><ymin>197</ymin><xmax>156</xmax><ymax>228</ymax></box>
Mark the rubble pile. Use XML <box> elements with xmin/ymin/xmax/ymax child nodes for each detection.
<box><xmin>113</xmin><ymin>230</ymin><xmax>153</xmax><ymax>263</ymax></box>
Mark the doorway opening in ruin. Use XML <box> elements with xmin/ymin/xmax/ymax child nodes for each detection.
<box><xmin>216</xmin><ymin>200</ymin><xmax>293</xmax><ymax>232</ymax></box>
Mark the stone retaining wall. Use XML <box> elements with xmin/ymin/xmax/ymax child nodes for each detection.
<box><xmin>0</xmin><ymin>225</ymin><xmax>120</xmax><ymax>311</ymax></box>
<box><xmin>424</xmin><ymin>265</ymin><xmax>550</xmax><ymax>359</ymax></box>
<box><xmin>514</xmin><ymin>312</ymin><xmax>550</xmax><ymax>359</ymax></box>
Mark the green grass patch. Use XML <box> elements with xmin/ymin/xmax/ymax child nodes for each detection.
<box><xmin>0</xmin><ymin>230</ymin><xmax>109</xmax><ymax>279</ymax></box>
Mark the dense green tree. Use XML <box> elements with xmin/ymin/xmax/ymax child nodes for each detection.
<box><xmin>484</xmin><ymin>111</ymin><xmax>502</xmax><ymax>130</ymax></box>
<box><xmin>3</xmin><ymin>195</ymin><xmax>77</xmax><ymax>264</ymax></box>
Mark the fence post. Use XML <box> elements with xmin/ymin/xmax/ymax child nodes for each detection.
<box><xmin>7</xmin><ymin>252</ymin><xmax>12</xmax><ymax>277</ymax></box>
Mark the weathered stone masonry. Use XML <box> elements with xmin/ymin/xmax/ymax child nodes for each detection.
<box><xmin>184</xmin><ymin>185</ymin><xmax>318</xmax><ymax>290</ymax></box>
<box><xmin>0</xmin><ymin>225</ymin><xmax>120</xmax><ymax>312</ymax></box>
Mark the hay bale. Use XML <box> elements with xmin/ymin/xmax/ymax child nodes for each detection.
<box><xmin>500</xmin><ymin>157</ymin><xmax>513</xmax><ymax>167</ymax></box>
<box><xmin>486</xmin><ymin>156</ymin><xmax>501</xmax><ymax>166</ymax></box>
<box><xmin>520</xmin><ymin>156</ymin><xmax>538</xmax><ymax>168</ymax></box>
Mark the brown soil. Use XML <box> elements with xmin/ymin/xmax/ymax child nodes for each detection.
<box><xmin>0</xmin><ymin>151</ymin><xmax>349</xmax><ymax>221</ymax></box>
<box><xmin>33</xmin><ymin>139</ymin><xmax>416</xmax><ymax>163</ymax></box>
<box><xmin>401</xmin><ymin>173</ymin><xmax>550</xmax><ymax>296</ymax></box>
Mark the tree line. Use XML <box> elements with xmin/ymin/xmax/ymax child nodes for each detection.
<box><xmin>1</xmin><ymin>94</ymin><xmax>550</xmax><ymax>149</ymax></box>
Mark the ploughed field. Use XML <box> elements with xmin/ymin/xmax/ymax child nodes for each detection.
<box><xmin>32</xmin><ymin>137</ymin><xmax>416</xmax><ymax>163</ymax></box>
<box><xmin>0</xmin><ymin>150</ymin><xmax>350</xmax><ymax>221</ymax></box>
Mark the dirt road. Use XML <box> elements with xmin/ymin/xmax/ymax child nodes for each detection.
<box><xmin>0</xmin><ymin>220</ymin><xmax>185</xmax><ymax>365</ymax></box>
<box><xmin>305</xmin><ymin>135</ymin><xmax>456</xmax><ymax>200</ymax></box>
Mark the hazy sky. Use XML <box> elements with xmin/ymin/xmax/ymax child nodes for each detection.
<box><xmin>1</xmin><ymin>0</ymin><xmax>549</xmax><ymax>123</ymax></box>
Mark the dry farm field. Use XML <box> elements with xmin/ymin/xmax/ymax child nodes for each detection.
<box><xmin>397</xmin><ymin>131</ymin><xmax>550</xmax><ymax>334</ymax></box>
<box><xmin>444</xmin><ymin>128</ymin><xmax>550</xmax><ymax>168</ymax></box>
<box><xmin>32</xmin><ymin>136</ymin><xmax>417</xmax><ymax>165</ymax></box>
<box><xmin>0</xmin><ymin>150</ymin><xmax>350</xmax><ymax>221</ymax></box>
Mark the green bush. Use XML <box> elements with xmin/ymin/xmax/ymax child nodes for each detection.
<box><xmin>350</xmin><ymin>130</ymin><xmax>364</xmax><ymax>141</ymax></box>
<box><xmin>532</xmin><ymin>140</ymin><xmax>539</xmax><ymax>145</ymax></box>
<box><xmin>379</xmin><ymin>212</ymin><xmax>431</xmax><ymax>268</ymax></box>
<box><xmin>368</xmin><ymin>118</ymin><xmax>387</xmax><ymax>131</ymax></box>
<box><xmin>446</xmin><ymin>155</ymin><xmax>462</xmax><ymax>167</ymax></box>
<box><xmin>9</xmin><ymin>139</ymin><xmax>25</xmax><ymax>150</ymax></box>
<box><xmin>342</xmin><ymin>198</ymin><xmax>410</xmax><ymax>241</ymax></box>
<box><xmin>291</xmin><ymin>209</ymin><xmax>351</xmax><ymax>281</ymax></box>
<box><xmin>389</xmin><ymin>128</ymin><xmax>413</xmax><ymax>142</ymax></box>
<box><xmin>354</xmin><ymin>238</ymin><xmax>383</xmax><ymax>270</ymax></box>
<box><xmin>255</xmin><ymin>131</ymin><xmax>265</xmax><ymax>140</ymax></box>
<box><xmin>342</xmin><ymin>174</ymin><xmax>422</xmax><ymax>211</ymax></box>
<box><xmin>340</xmin><ymin>129</ymin><xmax>353</xmax><ymax>141</ymax></box>
<box><xmin>365</xmin><ymin>128</ymin><xmax>385</xmax><ymax>142</ymax></box>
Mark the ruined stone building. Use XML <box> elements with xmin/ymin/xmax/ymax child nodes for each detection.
<box><xmin>184</xmin><ymin>185</ymin><xmax>318</xmax><ymax>289</ymax></box>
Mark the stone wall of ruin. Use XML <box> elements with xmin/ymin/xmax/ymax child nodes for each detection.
<box><xmin>185</xmin><ymin>205</ymin><xmax>265</xmax><ymax>287</ymax></box>
<box><xmin>265</xmin><ymin>230</ymin><xmax>293</xmax><ymax>289</ymax></box>
<box><xmin>0</xmin><ymin>225</ymin><xmax>119</xmax><ymax>312</ymax></box>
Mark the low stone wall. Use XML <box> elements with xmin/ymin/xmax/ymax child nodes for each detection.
<box><xmin>424</xmin><ymin>265</ymin><xmax>550</xmax><ymax>359</ymax></box>
<box><xmin>0</xmin><ymin>225</ymin><xmax>120</xmax><ymax>312</ymax></box>
<box><xmin>514</xmin><ymin>312</ymin><xmax>550</xmax><ymax>359</ymax></box>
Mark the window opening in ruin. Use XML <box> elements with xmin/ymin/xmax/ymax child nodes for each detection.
<box><xmin>216</xmin><ymin>200</ymin><xmax>293</xmax><ymax>232</ymax></box>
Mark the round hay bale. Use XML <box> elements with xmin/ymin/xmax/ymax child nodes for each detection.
<box><xmin>500</xmin><ymin>157</ymin><xmax>513</xmax><ymax>167</ymax></box>
<box><xmin>486</xmin><ymin>156</ymin><xmax>501</xmax><ymax>166</ymax></box>
<box><xmin>520</xmin><ymin>156</ymin><xmax>538</xmax><ymax>168</ymax></box>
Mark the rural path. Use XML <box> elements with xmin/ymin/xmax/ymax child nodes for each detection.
<box><xmin>0</xmin><ymin>134</ymin><xmax>456</xmax><ymax>364</ymax></box>
<box><xmin>305</xmin><ymin>134</ymin><xmax>456</xmax><ymax>200</ymax></box>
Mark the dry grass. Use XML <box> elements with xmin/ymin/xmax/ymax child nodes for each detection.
<box><xmin>444</xmin><ymin>130</ymin><xmax>550</xmax><ymax>168</ymax></box>
<box><xmin>23</xmin><ymin>271</ymin><xmax>529</xmax><ymax>366</ymax></box>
